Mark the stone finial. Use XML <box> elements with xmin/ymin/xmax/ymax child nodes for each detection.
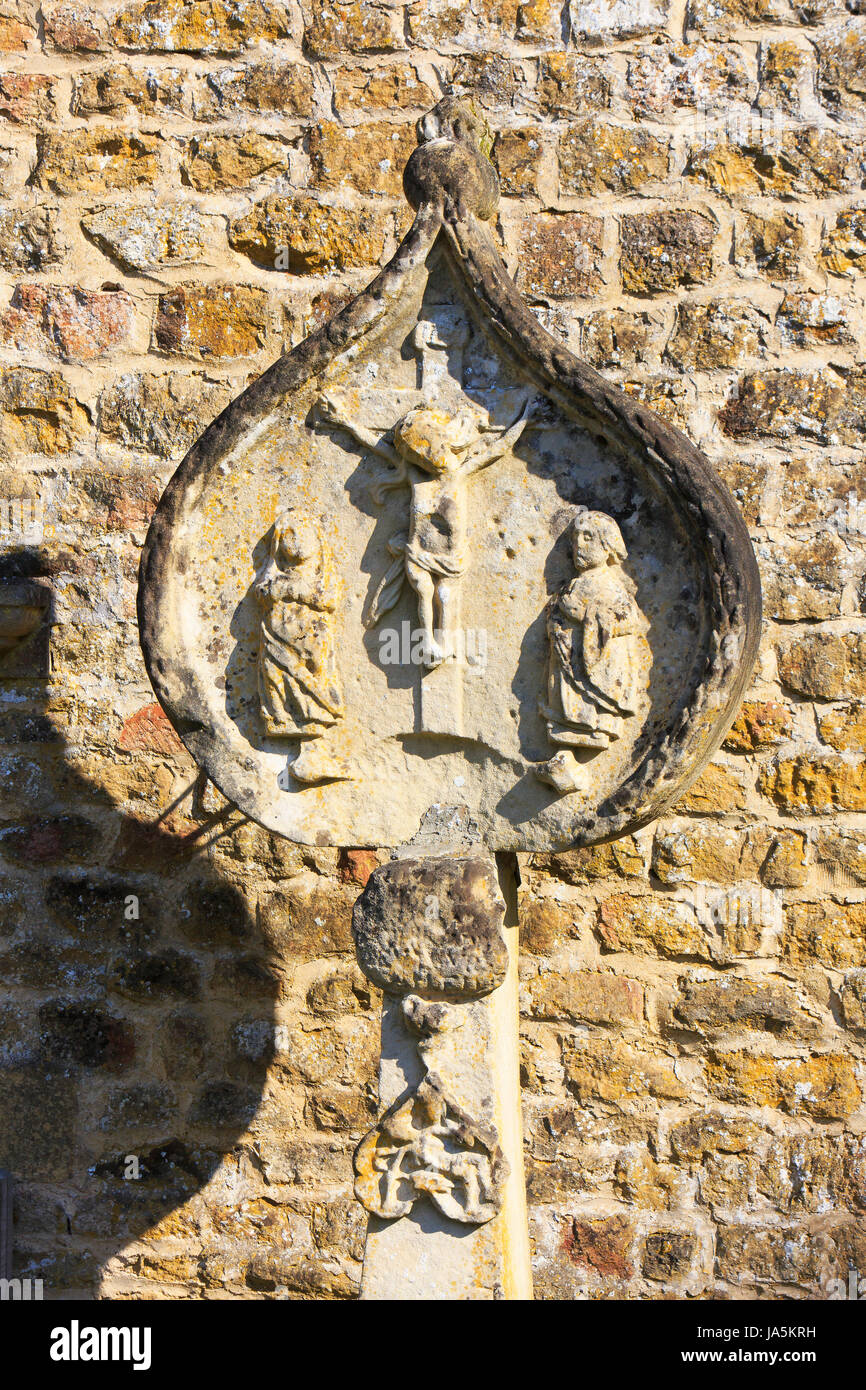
<box><xmin>404</xmin><ymin>96</ymin><xmax>499</xmax><ymax>222</ymax></box>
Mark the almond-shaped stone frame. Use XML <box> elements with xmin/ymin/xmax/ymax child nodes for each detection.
<box><xmin>138</xmin><ymin>102</ymin><xmax>761</xmax><ymax>849</ymax></box>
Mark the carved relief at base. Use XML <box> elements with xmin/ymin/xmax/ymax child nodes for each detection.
<box><xmin>354</xmin><ymin>995</ymin><xmax>508</xmax><ymax>1225</ymax></box>
<box><xmin>536</xmin><ymin>508</ymin><xmax>651</xmax><ymax>796</ymax></box>
<box><xmin>255</xmin><ymin>508</ymin><xmax>350</xmax><ymax>784</ymax></box>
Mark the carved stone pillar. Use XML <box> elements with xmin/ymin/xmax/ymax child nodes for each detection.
<box><xmin>351</xmin><ymin>849</ymin><xmax>531</xmax><ymax>1299</ymax></box>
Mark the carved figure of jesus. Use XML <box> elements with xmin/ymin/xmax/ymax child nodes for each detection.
<box><xmin>318</xmin><ymin>395</ymin><xmax>530</xmax><ymax>666</ymax></box>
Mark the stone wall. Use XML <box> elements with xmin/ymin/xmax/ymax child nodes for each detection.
<box><xmin>0</xmin><ymin>0</ymin><xmax>864</xmax><ymax>1300</ymax></box>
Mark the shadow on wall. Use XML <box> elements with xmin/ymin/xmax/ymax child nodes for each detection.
<box><xmin>0</xmin><ymin>545</ymin><xmax>373</xmax><ymax>1299</ymax></box>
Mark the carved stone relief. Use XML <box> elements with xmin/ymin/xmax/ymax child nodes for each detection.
<box><xmin>354</xmin><ymin>997</ymin><xmax>507</xmax><ymax>1226</ymax></box>
<box><xmin>255</xmin><ymin>509</ymin><xmax>348</xmax><ymax>784</ymax></box>
<box><xmin>537</xmin><ymin>507</ymin><xmax>651</xmax><ymax>795</ymax></box>
<box><xmin>138</xmin><ymin>97</ymin><xmax>760</xmax><ymax>851</ymax></box>
<box><xmin>317</xmin><ymin>391</ymin><xmax>531</xmax><ymax>669</ymax></box>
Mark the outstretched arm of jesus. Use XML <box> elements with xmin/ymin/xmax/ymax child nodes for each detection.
<box><xmin>317</xmin><ymin>394</ymin><xmax>400</xmax><ymax>466</ymax></box>
<box><xmin>462</xmin><ymin>398</ymin><xmax>533</xmax><ymax>475</ymax></box>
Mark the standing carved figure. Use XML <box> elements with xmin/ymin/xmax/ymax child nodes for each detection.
<box><xmin>255</xmin><ymin>508</ymin><xmax>347</xmax><ymax>784</ymax></box>
<box><xmin>537</xmin><ymin>509</ymin><xmax>650</xmax><ymax>795</ymax></box>
<box><xmin>317</xmin><ymin>394</ymin><xmax>531</xmax><ymax>667</ymax></box>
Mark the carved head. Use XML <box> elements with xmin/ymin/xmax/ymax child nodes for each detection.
<box><xmin>271</xmin><ymin>508</ymin><xmax>320</xmax><ymax>567</ymax></box>
<box><xmin>393</xmin><ymin>405</ymin><xmax>483</xmax><ymax>474</ymax></box>
<box><xmin>568</xmin><ymin>509</ymin><xmax>627</xmax><ymax>572</ymax></box>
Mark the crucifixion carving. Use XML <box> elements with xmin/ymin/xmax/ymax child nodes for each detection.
<box><xmin>317</xmin><ymin>391</ymin><xmax>531</xmax><ymax>666</ymax></box>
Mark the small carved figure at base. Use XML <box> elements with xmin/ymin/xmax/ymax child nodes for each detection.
<box><xmin>354</xmin><ymin>990</ymin><xmax>509</xmax><ymax>1227</ymax></box>
<box><xmin>536</xmin><ymin>508</ymin><xmax>650</xmax><ymax>795</ymax></box>
<box><xmin>354</xmin><ymin>1074</ymin><xmax>507</xmax><ymax>1225</ymax></box>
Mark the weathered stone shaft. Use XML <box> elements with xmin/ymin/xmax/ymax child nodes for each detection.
<box><xmin>351</xmin><ymin>850</ymin><xmax>532</xmax><ymax>1300</ymax></box>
